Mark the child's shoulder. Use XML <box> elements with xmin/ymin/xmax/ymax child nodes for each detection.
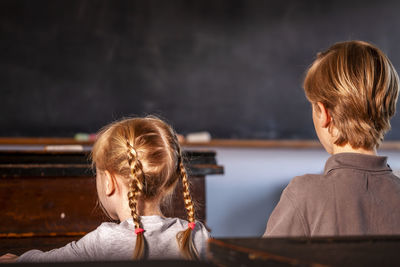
<box><xmin>284</xmin><ymin>173</ymin><xmax>326</xmax><ymax>200</ymax></box>
<box><xmin>90</xmin><ymin>221</ymin><xmax>135</xmax><ymax>242</ymax></box>
<box><xmin>158</xmin><ymin>217</ymin><xmax>209</xmax><ymax>234</ymax></box>
<box><xmin>289</xmin><ymin>173</ymin><xmax>323</xmax><ymax>188</ymax></box>
<box><xmin>156</xmin><ymin>217</ymin><xmax>210</xmax><ymax>242</ymax></box>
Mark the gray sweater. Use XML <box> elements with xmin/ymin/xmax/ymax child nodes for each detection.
<box><xmin>18</xmin><ymin>216</ymin><xmax>210</xmax><ymax>262</ymax></box>
<box><xmin>264</xmin><ymin>153</ymin><xmax>400</xmax><ymax>237</ymax></box>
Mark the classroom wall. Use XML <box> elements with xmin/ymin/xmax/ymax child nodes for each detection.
<box><xmin>203</xmin><ymin>148</ymin><xmax>400</xmax><ymax>237</ymax></box>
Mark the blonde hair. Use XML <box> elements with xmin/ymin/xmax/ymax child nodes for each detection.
<box><xmin>91</xmin><ymin>116</ymin><xmax>198</xmax><ymax>260</ymax></box>
<box><xmin>304</xmin><ymin>40</ymin><xmax>399</xmax><ymax>149</ymax></box>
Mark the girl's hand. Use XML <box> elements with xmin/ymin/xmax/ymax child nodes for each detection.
<box><xmin>0</xmin><ymin>253</ymin><xmax>18</xmax><ymax>263</ymax></box>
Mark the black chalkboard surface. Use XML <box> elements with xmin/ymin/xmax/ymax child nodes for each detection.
<box><xmin>1</xmin><ymin>0</ymin><xmax>400</xmax><ymax>140</ymax></box>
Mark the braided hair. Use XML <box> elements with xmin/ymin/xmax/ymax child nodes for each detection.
<box><xmin>126</xmin><ymin>141</ymin><xmax>145</xmax><ymax>259</ymax></box>
<box><xmin>175</xmin><ymin>145</ymin><xmax>199</xmax><ymax>260</ymax></box>
<box><xmin>91</xmin><ymin>116</ymin><xmax>198</xmax><ymax>260</ymax></box>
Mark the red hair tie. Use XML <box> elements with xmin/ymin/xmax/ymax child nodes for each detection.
<box><xmin>135</xmin><ymin>228</ymin><xmax>144</xmax><ymax>235</ymax></box>
<box><xmin>188</xmin><ymin>222</ymin><xmax>196</xmax><ymax>230</ymax></box>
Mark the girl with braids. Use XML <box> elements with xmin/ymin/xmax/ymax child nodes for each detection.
<box><xmin>3</xmin><ymin>116</ymin><xmax>209</xmax><ymax>262</ymax></box>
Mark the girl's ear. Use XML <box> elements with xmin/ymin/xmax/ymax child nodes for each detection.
<box><xmin>104</xmin><ymin>170</ymin><xmax>116</xmax><ymax>196</ymax></box>
<box><xmin>315</xmin><ymin>102</ymin><xmax>332</xmax><ymax>128</ymax></box>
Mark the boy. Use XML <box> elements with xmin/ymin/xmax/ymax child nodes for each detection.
<box><xmin>264</xmin><ymin>41</ymin><xmax>400</xmax><ymax>236</ymax></box>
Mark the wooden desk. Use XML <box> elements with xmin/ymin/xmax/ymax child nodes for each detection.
<box><xmin>0</xmin><ymin>149</ymin><xmax>223</xmax><ymax>255</ymax></box>
<box><xmin>208</xmin><ymin>237</ymin><xmax>400</xmax><ymax>267</ymax></box>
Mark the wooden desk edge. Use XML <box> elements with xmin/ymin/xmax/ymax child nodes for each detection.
<box><xmin>208</xmin><ymin>236</ymin><xmax>400</xmax><ymax>264</ymax></box>
<box><xmin>1</xmin><ymin>138</ymin><xmax>400</xmax><ymax>150</ymax></box>
<box><xmin>207</xmin><ymin>238</ymin><xmax>314</xmax><ymax>266</ymax></box>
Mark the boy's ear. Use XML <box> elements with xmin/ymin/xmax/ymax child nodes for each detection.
<box><xmin>104</xmin><ymin>170</ymin><xmax>116</xmax><ymax>196</ymax></box>
<box><xmin>315</xmin><ymin>102</ymin><xmax>332</xmax><ymax>128</ymax></box>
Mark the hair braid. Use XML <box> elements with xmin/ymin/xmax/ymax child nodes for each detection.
<box><xmin>175</xmin><ymin>147</ymin><xmax>199</xmax><ymax>260</ymax></box>
<box><xmin>179</xmin><ymin>161</ymin><xmax>195</xmax><ymax>223</ymax></box>
<box><xmin>126</xmin><ymin>141</ymin><xmax>145</xmax><ymax>260</ymax></box>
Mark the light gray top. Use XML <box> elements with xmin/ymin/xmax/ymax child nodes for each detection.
<box><xmin>264</xmin><ymin>153</ymin><xmax>400</xmax><ymax>237</ymax></box>
<box><xmin>18</xmin><ymin>216</ymin><xmax>210</xmax><ymax>262</ymax></box>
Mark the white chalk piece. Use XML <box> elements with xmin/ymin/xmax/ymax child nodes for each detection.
<box><xmin>44</xmin><ymin>145</ymin><xmax>84</xmax><ymax>152</ymax></box>
<box><xmin>186</xmin><ymin>131</ymin><xmax>211</xmax><ymax>143</ymax></box>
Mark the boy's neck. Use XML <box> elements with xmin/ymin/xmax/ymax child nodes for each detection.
<box><xmin>332</xmin><ymin>143</ymin><xmax>377</xmax><ymax>156</ymax></box>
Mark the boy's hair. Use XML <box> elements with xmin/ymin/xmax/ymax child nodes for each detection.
<box><xmin>91</xmin><ymin>116</ymin><xmax>198</xmax><ymax>260</ymax></box>
<box><xmin>304</xmin><ymin>40</ymin><xmax>399</xmax><ymax>149</ymax></box>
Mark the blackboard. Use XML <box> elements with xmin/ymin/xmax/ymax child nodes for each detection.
<box><xmin>1</xmin><ymin>0</ymin><xmax>400</xmax><ymax>140</ymax></box>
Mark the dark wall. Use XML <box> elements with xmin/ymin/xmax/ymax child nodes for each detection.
<box><xmin>1</xmin><ymin>0</ymin><xmax>400</xmax><ymax>139</ymax></box>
